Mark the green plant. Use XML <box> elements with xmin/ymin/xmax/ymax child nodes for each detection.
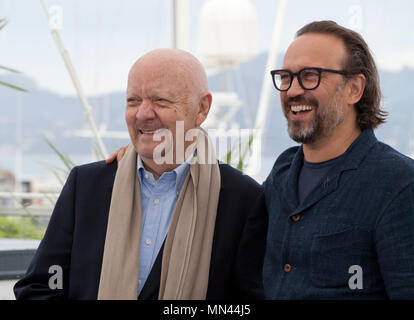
<box><xmin>0</xmin><ymin>18</ymin><xmax>43</xmax><ymax>239</ymax></box>
<box><xmin>0</xmin><ymin>216</ymin><xmax>45</xmax><ymax>239</ymax></box>
<box><xmin>224</xmin><ymin>133</ymin><xmax>256</xmax><ymax>172</ymax></box>
<box><xmin>0</xmin><ymin>138</ymin><xmax>67</xmax><ymax>239</ymax></box>
<box><xmin>0</xmin><ymin>18</ymin><xmax>28</xmax><ymax>92</ymax></box>
<box><xmin>42</xmin><ymin>136</ymin><xmax>76</xmax><ymax>185</ymax></box>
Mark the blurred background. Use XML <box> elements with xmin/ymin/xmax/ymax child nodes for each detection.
<box><xmin>0</xmin><ymin>0</ymin><xmax>413</xmax><ymax>298</ymax></box>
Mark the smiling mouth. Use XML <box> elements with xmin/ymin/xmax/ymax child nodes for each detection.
<box><xmin>290</xmin><ymin>105</ymin><xmax>313</xmax><ymax>115</ymax></box>
<box><xmin>139</xmin><ymin>128</ymin><xmax>163</xmax><ymax>134</ymax></box>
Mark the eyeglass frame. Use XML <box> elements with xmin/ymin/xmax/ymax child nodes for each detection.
<box><xmin>270</xmin><ymin>67</ymin><xmax>352</xmax><ymax>92</ymax></box>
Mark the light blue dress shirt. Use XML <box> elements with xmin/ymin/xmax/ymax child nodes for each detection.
<box><xmin>136</xmin><ymin>155</ymin><xmax>191</xmax><ymax>295</ymax></box>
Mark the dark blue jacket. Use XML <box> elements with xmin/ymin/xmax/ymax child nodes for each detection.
<box><xmin>263</xmin><ymin>129</ymin><xmax>414</xmax><ymax>299</ymax></box>
<box><xmin>14</xmin><ymin>161</ymin><xmax>267</xmax><ymax>300</ymax></box>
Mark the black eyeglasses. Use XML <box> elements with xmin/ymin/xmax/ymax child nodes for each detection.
<box><xmin>270</xmin><ymin>67</ymin><xmax>351</xmax><ymax>91</ymax></box>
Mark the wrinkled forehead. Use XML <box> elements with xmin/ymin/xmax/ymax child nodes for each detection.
<box><xmin>128</xmin><ymin>58</ymin><xmax>183</xmax><ymax>87</ymax></box>
<box><xmin>127</xmin><ymin>50</ymin><xmax>207</xmax><ymax>97</ymax></box>
<box><xmin>283</xmin><ymin>33</ymin><xmax>347</xmax><ymax>70</ymax></box>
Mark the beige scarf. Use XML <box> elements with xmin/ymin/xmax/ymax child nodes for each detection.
<box><xmin>97</xmin><ymin>129</ymin><xmax>220</xmax><ymax>300</ymax></box>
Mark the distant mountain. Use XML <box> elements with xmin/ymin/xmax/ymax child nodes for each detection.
<box><xmin>0</xmin><ymin>73</ymin><xmax>127</xmax><ymax>155</ymax></box>
<box><xmin>1</xmin><ymin>53</ymin><xmax>414</xmax><ymax>161</ymax></box>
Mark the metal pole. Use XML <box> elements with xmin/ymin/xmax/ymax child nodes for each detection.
<box><xmin>39</xmin><ymin>0</ymin><xmax>108</xmax><ymax>159</ymax></box>
<box><xmin>245</xmin><ymin>0</ymin><xmax>288</xmax><ymax>176</ymax></box>
<box><xmin>171</xmin><ymin>0</ymin><xmax>177</xmax><ymax>48</ymax></box>
<box><xmin>170</xmin><ymin>0</ymin><xmax>189</xmax><ymax>50</ymax></box>
<box><xmin>0</xmin><ymin>191</ymin><xmax>59</xmax><ymax>200</ymax></box>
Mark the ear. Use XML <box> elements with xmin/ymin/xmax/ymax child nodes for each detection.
<box><xmin>346</xmin><ymin>73</ymin><xmax>366</xmax><ymax>105</ymax></box>
<box><xmin>195</xmin><ymin>93</ymin><xmax>212</xmax><ymax>127</ymax></box>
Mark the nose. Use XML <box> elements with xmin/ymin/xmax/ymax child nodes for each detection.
<box><xmin>136</xmin><ymin>100</ymin><xmax>156</xmax><ymax>120</ymax></box>
<box><xmin>286</xmin><ymin>75</ymin><xmax>305</xmax><ymax>98</ymax></box>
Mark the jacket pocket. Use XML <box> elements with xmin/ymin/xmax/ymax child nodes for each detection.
<box><xmin>310</xmin><ymin>227</ymin><xmax>372</xmax><ymax>289</ymax></box>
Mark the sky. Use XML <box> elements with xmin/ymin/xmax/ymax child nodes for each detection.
<box><xmin>1</xmin><ymin>0</ymin><xmax>414</xmax><ymax>97</ymax></box>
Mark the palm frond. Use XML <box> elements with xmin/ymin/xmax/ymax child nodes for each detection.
<box><xmin>237</xmin><ymin>134</ymin><xmax>255</xmax><ymax>171</ymax></box>
<box><xmin>43</xmin><ymin>136</ymin><xmax>76</xmax><ymax>172</ymax></box>
<box><xmin>0</xmin><ymin>80</ymin><xmax>28</xmax><ymax>92</ymax></box>
<box><xmin>0</xmin><ymin>18</ymin><xmax>7</xmax><ymax>30</ymax></box>
<box><xmin>0</xmin><ymin>19</ymin><xmax>28</xmax><ymax>92</ymax></box>
<box><xmin>0</xmin><ymin>64</ymin><xmax>21</xmax><ymax>73</ymax></box>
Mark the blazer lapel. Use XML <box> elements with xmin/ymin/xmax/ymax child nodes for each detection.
<box><xmin>291</xmin><ymin>172</ymin><xmax>341</xmax><ymax>216</ymax></box>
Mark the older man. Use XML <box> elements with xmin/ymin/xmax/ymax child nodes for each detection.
<box><xmin>263</xmin><ymin>20</ymin><xmax>414</xmax><ymax>299</ymax></box>
<box><xmin>14</xmin><ymin>48</ymin><xmax>267</xmax><ymax>300</ymax></box>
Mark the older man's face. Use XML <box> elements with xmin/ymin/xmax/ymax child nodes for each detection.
<box><xmin>281</xmin><ymin>33</ymin><xmax>349</xmax><ymax>144</ymax></box>
<box><xmin>125</xmin><ymin>55</ymin><xmax>201</xmax><ymax>163</ymax></box>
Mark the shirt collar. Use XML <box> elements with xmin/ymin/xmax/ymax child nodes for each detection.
<box><xmin>296</xmin><ymin>129</ymin><xmax>377</xmax><ymax>173</ymax></box>
<box><xmin>273</xmin><ymin>129</ymin><xmax>378</xmax><ymax>208</ymax></box>
<box><xmin>137</xmin><ymin>151</ymin><xmax>194</xmax><ymax>195</ymax></box>
<box><xmin>174</xmin><ymin>151</ymin><xmax>194</xmax><ymax>194</ymax></box>
<box><xmin>337</xmin><ymin>128</ymin><xmax>377</xmax><ymax>170</ymax></box>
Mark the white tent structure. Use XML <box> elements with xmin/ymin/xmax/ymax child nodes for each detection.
<box><xmin>198</xmin><ymin>0</ymin><xmax>259</xmax><ymax>69</ymax></box>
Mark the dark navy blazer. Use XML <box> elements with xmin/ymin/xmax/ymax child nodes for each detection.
<box><xmin>263</xmin><ymin>129</ymin><xmax>414</xmax><ymax>299</ymax></box>
<box><xmin>14</xmin><ymin>161</ymin><xmax>267</xmax><ymax>300</ymax></box>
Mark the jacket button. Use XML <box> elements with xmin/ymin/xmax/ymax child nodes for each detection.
<box><xmin>291</xmin><ymin>214</ymin><xmax>301</xmax><ymax>222</ymax></box>
<box><xmin>283</xmin><ymin>264</ymin><xmax>292</xmax><ymax>272</ymax></box>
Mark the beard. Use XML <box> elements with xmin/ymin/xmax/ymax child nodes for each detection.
<box><xmin>284</xmin><ymin>84</ymin><xmax>345</xmax><ymax>144</ymax></box>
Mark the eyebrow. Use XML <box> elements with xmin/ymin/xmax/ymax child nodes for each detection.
<box><xmin>126</xmin><ymin>86</ymin><xmax>182</xmax><ymax>102</ymax></box>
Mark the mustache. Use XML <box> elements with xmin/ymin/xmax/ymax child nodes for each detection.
<box><xmin>135</xmin><ymin>121</ymin><xmax>164</xmax><ymax>131</ymax></box>
<box><xmin>284</xmin><ymin>96</ymin><xmax>318</xmax><ymax>108</ymax></box>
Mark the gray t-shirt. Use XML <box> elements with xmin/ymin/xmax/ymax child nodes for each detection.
<box><xmin>298</xmin><ymin>154</ymin><xmax>344</xmax><ymax>204</ymax></box>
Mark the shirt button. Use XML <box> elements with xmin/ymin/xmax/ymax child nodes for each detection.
<box><xmin>154</xmin><ymin>199</ymin><xmax>159</xmax><ymax>204</ymax></box>
<box><xmin>138</xmin><ymin>279</ymin><xmax>142</xmax><ymax>285</ymax></box>
<box><xmin>145</xmin><ymin>174</ymin><xmax>149</xmax><ymax>179</ymax></box>
<box><xmin>291</xmin><ymin>214</ymin><xmax>301</xmax><ymax>222</ymax></box>
<box><xmin>145</xmin><ymin>239</ymin><xmax>151</xmax><ymax>245</ymax></box>
<box><xmin>283</xmin><ymin>264</ymin><xmax>292</xmax><ymax>272</ymax></box>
